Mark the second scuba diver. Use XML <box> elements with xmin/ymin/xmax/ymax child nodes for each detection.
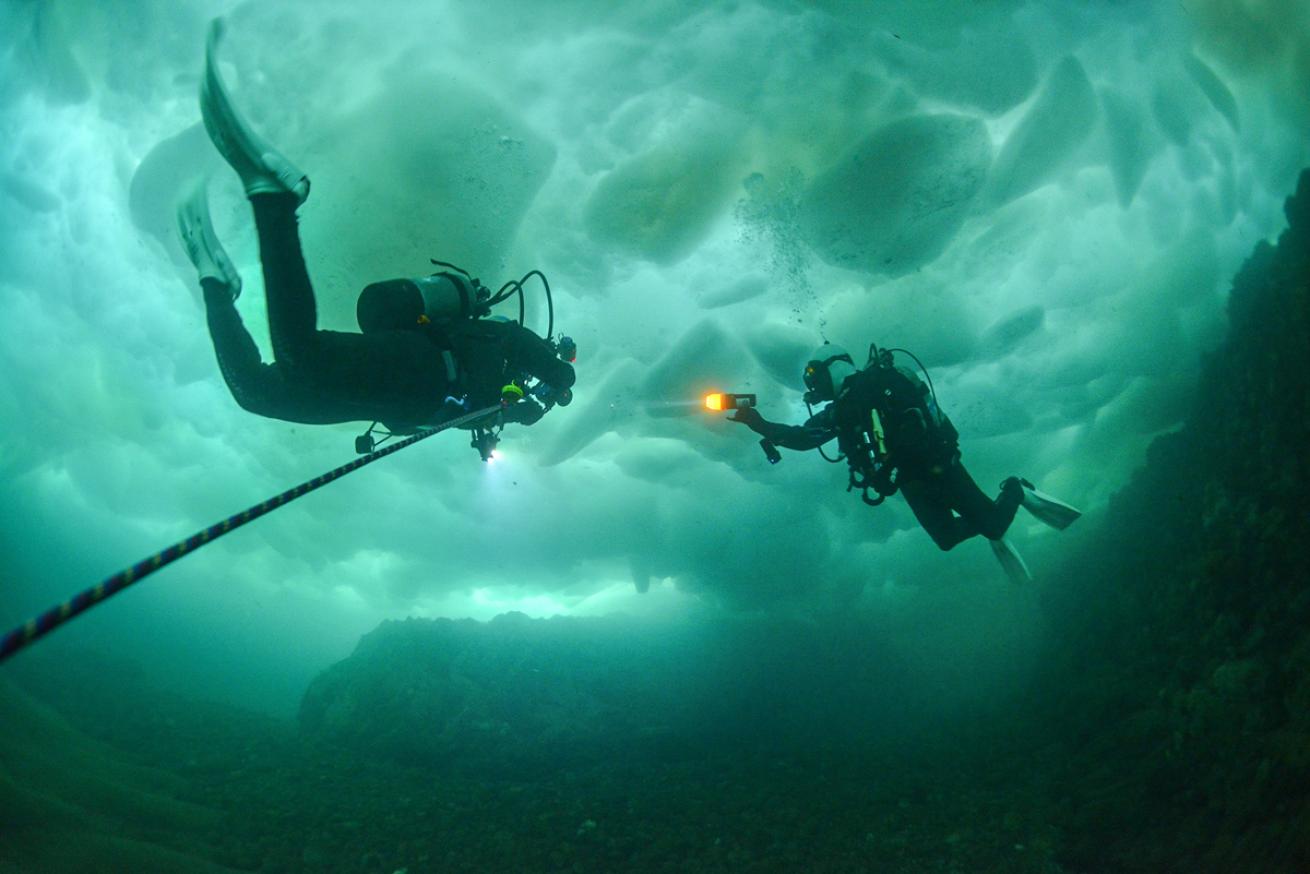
<box><xmin>176</xmin><ymin>20</ymin><xmax>574</xmax><ymax>459</ymax></box>
<box><xmin>728</xmin><ymin>343</ymin><xmax>1080</xmax><ymax>580</ymax></box>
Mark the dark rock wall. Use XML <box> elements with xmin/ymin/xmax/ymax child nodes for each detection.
<box><xmin>1034</xmin><ymin>168</ymin><xmax>1310</xmax><ymax>872</ymax></box>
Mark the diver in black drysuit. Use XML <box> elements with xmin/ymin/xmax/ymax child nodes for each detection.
<box><xmin>180</xmin><ymin>19</ymin><xmax>572</xmax><ymax>436</ymax></box>
<box><xmin>198</xmin><ymin>193</ymin><xmax>574</xmax><ymax>433</ymax></box>
<box><xmin>730</xmin><ymin>344</ymin><xmax>1024</xmax><ymax>551</ymax></box>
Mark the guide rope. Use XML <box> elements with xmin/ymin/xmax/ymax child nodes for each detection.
<box><xmin>0</xmin><ymin>404</ymin><xmax>502</xmax><ymax>663</ymax></box>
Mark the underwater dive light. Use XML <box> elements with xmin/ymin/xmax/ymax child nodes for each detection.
<box><xmin>703</xmin><ymin>392</ymin><xmax>757</xmax><ymax>412</ymax></box>
<box><xmin>472</xmin><ymin>428</ymin><xmax>499</xmax><ymax>462</ymax></box>
<box><xmin>703</xmin><ymin>391</ymin><xmax>777</xmax><ymax>465</ymax></box>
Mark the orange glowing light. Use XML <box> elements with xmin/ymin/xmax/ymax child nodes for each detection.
<box><xmin>704</xmin><ymin>392</ymin><xmax>725</xmax><ymax>412</ymax></box>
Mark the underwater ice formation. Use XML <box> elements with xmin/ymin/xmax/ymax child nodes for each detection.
<box><xmin>583</xmin><ymin>136</ymin><xmax>741</xmax><ymax>266</ymax></box>
<box><xmin>984</xmin><ymin>56</ymin><xmax>1097</xmax><ymax>208</ymax></box>
<box><xmin>1100</xmin><ymin>86</ymin><xmax>1157</xmax><ymax>209</ymax></box>
<box><xmin>799</xmin><ymin>113</ymin><xmax>991</xmax><ymax>277</ymax></box>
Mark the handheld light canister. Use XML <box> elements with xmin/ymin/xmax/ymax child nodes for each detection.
<box><xmin>703</xmin><ymin>392</ymin><xmax>778</xmax><ymax>466</ymax></box>
<box><xmin>703</xmin><ymin>392</ymin><xmax>757</xmax><ymax>412</ymax></box>
<box><xmin>472</xmin><ymin>428</ymin><xmax>499</xmax><ymax>462</ymax></box>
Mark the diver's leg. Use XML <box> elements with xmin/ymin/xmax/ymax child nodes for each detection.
<box><xmin>180</xmin><ymin>189</ymin><xmax>379</xmax><ymax>424</ymax></box>
<box><xmin>203</xmin><ymin>279</ymin><xmax>291</xmax><ymax>418</ymax></box>
<box><xmin>202</xmin><ymin>280</ymin><xmax>389</xmax><ymax>424</ymax></box>
<box><xmin>248</xmin><ymin>192</ymin><xmax>321</xmax><ymax>374</ymax></box>
<box><xmin>195</xmin><ymin>19</ymin><xmax>467</xmax><ymax>428</ymax></box>
<box><xmin>237</xmin><ymin>193</ymin><xmax>470</xmax><ymax>430</ymax></box>
<box><xmin>179</xmin><ymin>181</ymin><xmax>302</xmax><ymax>420</ymax></box>
<box><xmin>244</xmin><ymin>193</ymin><xmax>455</xmax><ymax>417</ymax></box>
<box><xmin>202</xmin><ymin>279</ymin><xmax>261</xmax><ymax>391</ymax></box>
<box><xmin>179</xmin><ymin>175</ymin><xmax>445</xmax><ymax>425</ymax></box>
<box><xmin>200</xmin><ymin>18</ymin><xmax>308</xmax><ymax>202</ymax></box>
<box><xmin>898</xmin><ymin>475</ymin><xmax>977</xmax><ymax>551</ymax></box>
<box><xmin>201</xmin><ymin>280</ymin><xmax>338</xmax><ymax>423</ymax></box>
<box><xmin>944</xmin><ymin>461</ymin><xmax>1022</xmax><ymax>541</ymax></box>
<box><xmin>203</xmin><ymin>283</ymin><xmax>447</xmax><ymax>425</ymax></box>
<box><xmin>196</xmin><ymin>14</ymin><xmax>322</xmax><ymax>373</ymax></box>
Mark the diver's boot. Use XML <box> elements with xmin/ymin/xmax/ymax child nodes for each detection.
<box><xmin>177</xmin><ymin>180</ymin><xmax>242</xmax><ymax>299</ymax></box>
<box><xmin>200</xmin><ymin>18</ymin><xmax>310</xmax><ymax>203</ymax></box>
<box><xmin>998</xmin><ymin>476</ymin><xmax>1031</xmax><ymax>512</ymax></box>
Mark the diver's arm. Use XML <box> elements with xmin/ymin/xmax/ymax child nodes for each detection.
<box><xmin>730</xmin><ymin>406</ymin><xmax>836</xmax><ymax>451</ymax></box>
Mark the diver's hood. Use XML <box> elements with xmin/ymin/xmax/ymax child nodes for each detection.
<box><xmin>803</xmin><ymin>343</ymin><xmax>857</xmax><ymax>403</ymax></box>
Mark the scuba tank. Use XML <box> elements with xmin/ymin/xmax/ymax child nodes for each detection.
<box><xmin>356</xmin><ymin>271</ymin><xmax>492</xmax><ymax>333</ymax></box>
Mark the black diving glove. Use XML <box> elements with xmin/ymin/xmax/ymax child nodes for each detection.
<box><xmin>502</xmin><ymin>396</ymin><xmax>547</xmax><ymax>426</ymax></box>
<box><xmin>729</xmin><ymin>406</ymin><xmax>766</xmax><ymax>433</ymax></box>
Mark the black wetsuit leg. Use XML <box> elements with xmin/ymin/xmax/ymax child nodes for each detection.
<box><xmin>203</xmin><ymin>279</ymin><xmax>351</xmax><ymax>423</ymax></box>
<box><xmin>898</xmin><ymin>458</ymin><xmax>1021</xmax><ymax>551</ymax></box>
<box><xmin>203</xmin><ymin>193</ymin><xmax>454</xmax><ymax>426</ymax></box>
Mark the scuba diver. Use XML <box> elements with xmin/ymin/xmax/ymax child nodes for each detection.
<box><xmin>727</xmin><ymin>343</ymin><xmax>1079</xmax><ymax>580</ymax></box>
<box><xmin>176</xmin><ymin>20</ymin><xmax>574</xmax><ymax>459</ymax></box>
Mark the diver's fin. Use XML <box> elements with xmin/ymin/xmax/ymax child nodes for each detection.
<box><xmin>1020</xmin><ymin>486</ymin><xmax>1082</xmax><ymax>531</ymax></box>
<box><xmin>199</xmin><ymin>18</ymin><xmax>309</xmax><ymax>203</ymax></box>
<box><xmin>176</xmin><ymin>179</ymin><xmax>242</xmax><ymax>298</ymax></box>
<box><xmin>989</xmin><ymin>537</ymin><xmax>1033</xmax><ymax>584</ymax></box>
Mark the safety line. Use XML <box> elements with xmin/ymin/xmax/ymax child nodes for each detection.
<box><xmin>0</xmin><ymin>404</ymin><xmax>501</xmax><ymax>663</ymax></box>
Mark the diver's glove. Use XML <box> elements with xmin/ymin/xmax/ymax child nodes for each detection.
<box><xmin>502</xmin><ymin>396</ymin><xmax>546</xmax><ymax>426</ymax></box>
<box><xmin>729</xmin><ymin>406</ymin><xmax>766</xmax><ymax>432</ymax></box>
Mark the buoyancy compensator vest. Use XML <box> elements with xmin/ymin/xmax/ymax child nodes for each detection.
<box><xmin>835</xmin><ymin>347</ymin><xmax>960</xmax><ymax>501</ymax></box>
